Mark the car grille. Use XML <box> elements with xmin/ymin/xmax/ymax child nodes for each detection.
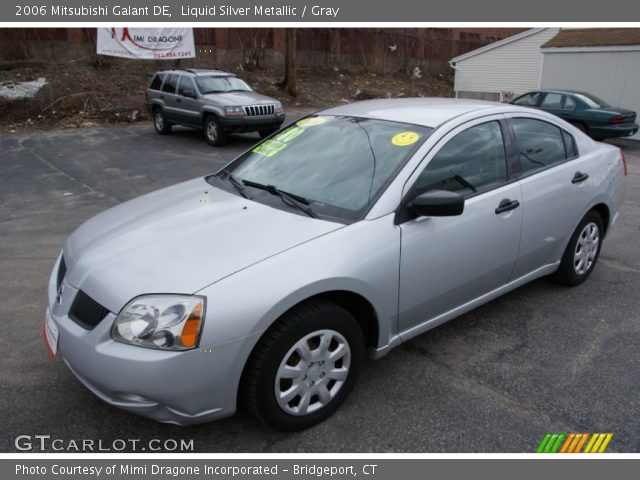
<box><xmin>56</xmin><ymin>256</ymin><xmax>66</xmax><ymax>291</ymax></box>
<box><xmin>243</xmin><ymin>104</ymin><xmax>275</xmax><ymax>117</ymax></box>
<box><xmin>68</xmin><ymin>290</ymin><xmax>111</xmax><ymax>330</ymax></box>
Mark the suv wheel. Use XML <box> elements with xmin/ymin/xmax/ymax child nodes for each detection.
<box><xmin>204</xmin><ymin>115</ymin><xmax>226</xmax><ymax>146</ymax></box>
<box><xmin>153</xmin><ymin>108</ymin><xmax>172</xmax><ymax>135</ymax></box>
<box><xmin>554</xmin><ymin>210</ymin><xmax>603</xmax><ymax>286</ymax></box>
<box><xmin>259</xmin><ymin>128</ymin><xmax>279</xmax><ymax>139</ymax></box>
<box><xmin>241</xmin><ymin>300</ymin><xmax>364</xmax><ymax>431</ymax></box>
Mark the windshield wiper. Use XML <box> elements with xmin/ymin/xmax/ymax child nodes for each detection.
<box><xmin>242</xmin><ymin>179</ymin><xmax>318</xmax><ymax>218</ymax></box>
<box><xmin>222</xmin><ymin>171</ymin><xmax>249</xmax><ymax>199</ymax></box>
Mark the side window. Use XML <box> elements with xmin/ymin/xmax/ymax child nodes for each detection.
<box><xmin>563</xmin><ymin>96</ymin><xmax>576</xmax><ymax>110</ymax></box>
<box><xmin>513</xmin><ymin>92</ymin><xmax>541</xmax><ymax>106</ymax></box>
<box><xmin>162</xmin><ymin>74</ymin><xmax>178</xmax><ymax>94</ymax></box>
<box><xmin>511</xmin><ymin>118</ymin><xmax>567</xmax><ymax>175</ymax></box>
<box><xmin>540</xmin><ymin>93</ymin><xmax>563</xmax><ymax>109</ymax></box>
<box><xmin>562</xmin><ymin>130</ymin><xmax>578</xmax><ymax>158</ymax></box>
<box><xmin>149</xmin><ymin>73</ymin><xmax>165</xmax><ymax>91</ymax></box>
<box><xmin>413</xmin><ymin>121</ymin><xmax>508</xmax><ymax>198</ymax></box>
<box><xmin>177</xmin><ymin>76</ymin><xmax>196</xmax><ymax>96</ymax></box>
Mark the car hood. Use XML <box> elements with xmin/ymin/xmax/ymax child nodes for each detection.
<box><xmin>201</xmin><ymin>91</ymin><xmax>277</xmax><ymax>106</ymax></box>
<box><xmin>63</xmin><ymin>177</ymin><xmax>342</xmax><ymax>313</ymax></box>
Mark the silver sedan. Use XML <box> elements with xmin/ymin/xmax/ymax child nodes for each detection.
<box><xmin>45</xmin><ymin>99</ymin><xmax>627</xmax><ymax>430</ymax></box>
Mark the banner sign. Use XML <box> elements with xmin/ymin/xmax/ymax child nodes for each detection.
<box><xmin>96</xmin><ymin>28</ymin><xmax>195</xmax><ymax>60</ymax></box>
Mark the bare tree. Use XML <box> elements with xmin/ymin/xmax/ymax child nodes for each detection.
<box><xmin>280</xmin><ymin>29</ymin><xmax>298</xmax><ymax>97</ymax></box>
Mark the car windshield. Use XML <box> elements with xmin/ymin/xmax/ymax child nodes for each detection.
<box><xmin>574</xmin><ymin>92</ymin><xmax>610</xmax><ymax>108</ymax></box>
<box><xmin>208</xmin><ymin>115</ymin><xmax>432</xmax><ymax>222</ymax></box>
<box><xmin>196</xmin><ymin>76</ymin><xmax>252</xmax><ymax>94</ymax></box>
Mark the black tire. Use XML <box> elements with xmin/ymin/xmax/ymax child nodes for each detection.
<box><xmin>204</xmin><ymin>115</ymin><xmax>226</xmax><ymax>146</ymax></box>
<box><xmin>153</xmin><ymin>108</ymin><xmax>172</xmax><ymax>135</ymax></box>
<box><xmin>259</xmin><ymin>128</ymin><xmax>279</xmax><ymax>139</ymax></box>
<box><xmin>553</xmin><ymin>210</ymin><xmax>604</xmax><ymax>286</ymax></box>
<box><xmin>241</xmin><ymin>300</ymin><xmax>365</xmax><ymax>431</ymax></box>
<box><xmin>570</xmin><ymin>122</ymin><xmax>587</xmax><ymax>134</ymax></box>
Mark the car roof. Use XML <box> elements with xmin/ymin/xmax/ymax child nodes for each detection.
<box><xmin>157</xmin><ymin>68</ymin><xmax>234</xmax><ymax>77</ymax></box>
<box><xmin>319</xmin><ymin>98</ymin><xmax>506</xmax><ymax>128</ymax></box>
<box><xmin>522</xmin><ymin>89</ymin><xmax>592</xmax><ymax>97</ymax></box>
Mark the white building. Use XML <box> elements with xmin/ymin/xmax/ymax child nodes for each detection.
<box><xmin>449</xmin><ymin>28</ymin><xmax>560</xmax><ymax>102</ymax></box>
<box><xmin>540</xmin><ymin>29</ymin><xmax>640</xmax><ymax>140</ymax></box>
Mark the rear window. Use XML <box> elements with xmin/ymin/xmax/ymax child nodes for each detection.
<box><xmin>161</xmin><ymin>74</ymin><xmax>178</xmax><ymax>94</ymax></box>
<box><xmin>149</xmin><ymin>73</ymin><xmax>165</xmax><ymax>91</ymax></box>
<box><xmin>511</xmin><ymin>118</ymin><xmax>567</xmax><ymax>175</ymax></box>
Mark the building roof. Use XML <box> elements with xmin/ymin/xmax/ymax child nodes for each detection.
<box><xmin>542</xmin><ymin>28</ymin><xmax>640</xmax><ymax>48</ymax></box>
<box><xmin>450</xmin><ymin>28</ymin><xmax>546</xmax><ymax>64</ymax></box>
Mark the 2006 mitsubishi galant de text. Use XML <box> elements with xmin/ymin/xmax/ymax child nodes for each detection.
<box><xmin>45</xmin><ymin>99</ymin><xmax>627</xmax><ymax>431</ymax></box>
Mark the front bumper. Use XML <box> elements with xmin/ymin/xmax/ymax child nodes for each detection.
<box><xmin>219</xmin><ymin>113</ymin><xmax>285</xmax><ymax>133</ymax></box>
<box><xmin>46</xmin><ymin>259</ymin><xmax>260</xmax><ymax>425</ymax></box>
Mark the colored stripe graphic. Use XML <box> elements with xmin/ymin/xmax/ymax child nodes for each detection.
<box><xmin>537</xmin><ymin>433</ymin><xmax>612</xmax><ymax>453</ymax></box>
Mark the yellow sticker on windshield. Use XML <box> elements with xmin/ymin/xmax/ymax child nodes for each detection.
<box><xmin>392</xmin><ymin>131</ymin><xmax>420</xmax><ymax>146</ymax></box>
<box><xmin>297</xmin><ymin>116</ymin><xmax>327</xmax><ymax>127</ymax></box>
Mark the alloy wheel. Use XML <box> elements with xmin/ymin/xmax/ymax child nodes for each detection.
<box><xmin>574</xmin><ymin>221</ymin><xmax>599</xmax><ymax>275</ymax></box>
<box><xmin>274</xmin><ymin>329</ymin><xmax>351</xmax><ymax>416</ymax></box>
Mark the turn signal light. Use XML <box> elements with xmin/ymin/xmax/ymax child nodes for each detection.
<box><xmin>180</xmin><ymin>303</ymin><xmax>203</xmax><ymax>348</ymax></box>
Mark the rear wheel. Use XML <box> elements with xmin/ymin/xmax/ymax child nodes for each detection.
<box><xmin>204</xmin><ymin>115</ymin><xmax>226</xmax><ymax>146</ymax></box>
<box><xmin>153</xmin><ymin>108</ymin><xmax>172</xmax><ymax>135</ymax></box>
<box><xmin>241</xmin><ymin>300</ymin><xmax>364</xmax><ymax>431</ymax></box>
<box><xmin>554</xmin><ymin>210</ymin><xmax>603</xmax><ymax>286</ymax></box>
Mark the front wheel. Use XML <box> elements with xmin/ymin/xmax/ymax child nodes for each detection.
<box><xmin>554</xmin><ymin>210</ymin><xmax>603</xmax><ymax>286</ymax></box>
<box><xmin>204</xmin><ymin>115</ymin><xmax>226</xmax><ymax>146</ymax></box>
<box><xmin>241</xmin><ymin>300</ymin><xmax>364</xmax><ymax>431</ymax></box>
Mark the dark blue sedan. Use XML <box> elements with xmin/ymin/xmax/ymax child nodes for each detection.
<box><xmin>511</xmin><ymin>89</ymin><xmax>638</xmax><ymax>140</ymax></box>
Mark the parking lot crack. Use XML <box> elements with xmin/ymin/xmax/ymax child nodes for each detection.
<box><xmin>29</xmin><ymin>147</ymin><xmax>120</xmax><ymax>205</ymax></box>
<box><xmin>400</xmin><ymin>343</ymin><xmax>577</xmax><ymax>432</ymax></box>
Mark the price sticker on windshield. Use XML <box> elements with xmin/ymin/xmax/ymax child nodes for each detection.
<box><xmin>252</xmin><ymin>140</ymin><xmax>288</xmax><ymax>158</ymax></box>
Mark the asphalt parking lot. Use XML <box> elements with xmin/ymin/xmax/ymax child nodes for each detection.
<box><xmin>1</xmin><ymin>123</ymin><xmax>639</xmax><ymax>452</ymax></box>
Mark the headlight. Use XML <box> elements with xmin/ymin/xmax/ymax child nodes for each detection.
<box><xmin>223</xmin><ymin>106</ymin><xmax>245</xmax><ymax>117</ymax></box>
<box><xmin>112</xmin><ymin>295</ymin><xmax>205</xmax><ymax>351</ymax></box>
<box><xmin>275</xmin><ymin>102</ymin><xmax>284</xmax><ymax>113</ymax></box>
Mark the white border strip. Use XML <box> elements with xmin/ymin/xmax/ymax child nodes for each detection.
<box><xmin>2</xmin><ymin>22</ymin><xmax>640</xmax><ymax>27</ymax></box>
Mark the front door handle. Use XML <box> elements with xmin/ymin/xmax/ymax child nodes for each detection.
<box><xmin>176</xmin><ymin>98</ymin><xmax>182</xmax><ymax>103</ymax></box>
<box><xmin>495</xmin><ymin>198</ymin><xmax>520</xmax><ymax>214</ymax></box>
<box><xmin>572</xmin><ymin>171</ymin><xmax>589</xmax><ymax>184</ymax></box>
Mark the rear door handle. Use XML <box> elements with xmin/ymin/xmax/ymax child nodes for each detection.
<box><xmin>176</xmin><ymin>98</ymin><xmax>182</xmax><ymax>103</ymax></box>
<box><xmin>495</xmin><ymin>198</ymin><xmax>520</xmax><ymax>214</ymax></box>
<box><xmin>572</xmin><ymin>171</ymin><xmax>589</xmax><ymax>184</ymax></box>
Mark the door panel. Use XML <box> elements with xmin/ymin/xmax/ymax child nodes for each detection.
<box><xmin>508</xmin><ymin>116</ymin><xmax>595</xmax><ymax>277</ymax></box>
<box><xmin>160</xmin><ymin>74</ymin><xmax>180</xmax><ymax>122</ymax></box>
<box><xmin>512</xmin><ymin>159</ymin><xmax>594</xmax><ymax>277</ymax></box>
<box><xmin>175</xmin><ymin>76</ymin><xmax>201</xmax><ymax>126</ymax></box>
<box><xmin>399</xmin><ymin>183</ymin><xmax>523</xmax><ymax>330</ymax></box>
<box><xmin>398</xmin><ymin>116</ymin><xmax>522</xmax><ymax>332</ymax></box>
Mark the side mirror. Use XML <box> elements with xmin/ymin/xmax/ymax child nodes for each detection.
<box><xmin>410</xmin><ymin>190</ymin><xmax>465</xmax><ymax>217</ymax></box>
<box><xmin>182</xmin><ymin>89</ymin><xmax>197</xmax><ymax>99</ymax></box>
